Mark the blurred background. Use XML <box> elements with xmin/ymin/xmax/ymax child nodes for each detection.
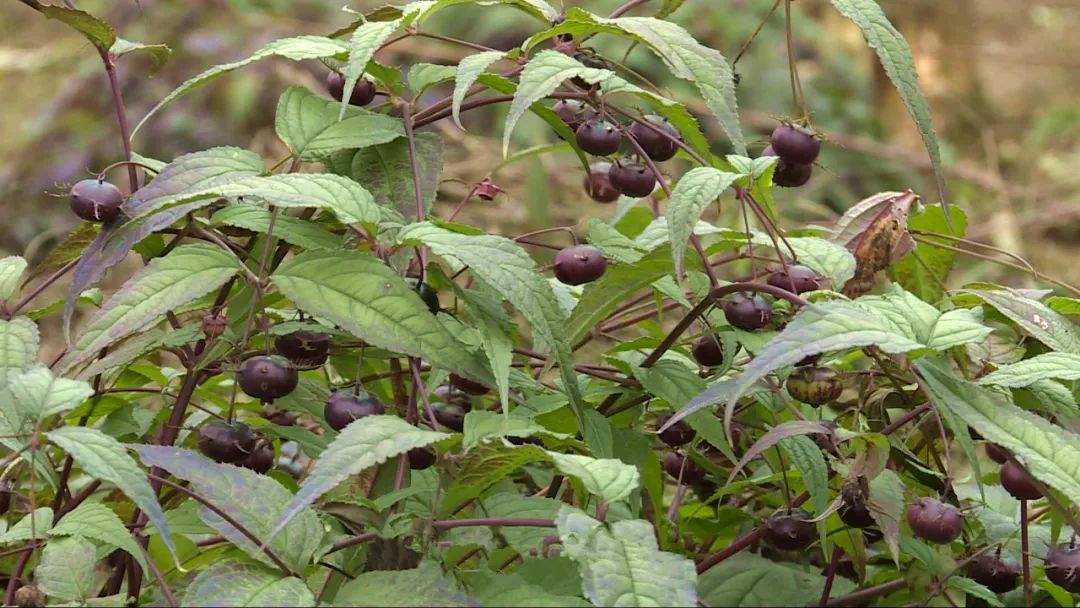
<box><xmin>1</xmin><ymin>0</ymin><xmax>1077</xmax><ymax>291</ymax></box>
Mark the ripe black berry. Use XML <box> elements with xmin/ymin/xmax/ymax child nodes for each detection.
<box><xmin>770</xmin><ymin>123</ymin><xmax>821</xmax><ymax>164</ymax></box>
<box><xmin>197</xmin><ymin>421</ymin><xmax>257</xmax><ymax>464</ymax></box>
<box><xmin>554</xmin><ymin>99</ymin><xmax>594</xmax><ymax>131</ymax></box>
<box><xmin>324</xmin><ymin>390</ymin><xmax>385</xmax><ymax>431</ymax></box>
<box><xmin>575</xmin><ymin>120</ymin><xmax>621</xmax><ymax>156</ymax></box>
<box><xmin>433</xmin><ymin>385</ymin><xmax>473</xmax><ymax>411</ymax></box>
<box><xmin>785</xmin><ymin>366</ymin><xmax>843</xmax><ymax>406</ymax></box>
<box><xmin>766</xmin><ymin>265</ymin><xmax>820</xmax><ymax>294</ymax></box>
<box><xmin>723</xmin><ymin>292</ymin><xmax>772</xmax><ymax>330</ymax></box>
<box><xmin>906</xmin><ymin>497</ymin><xmax>963</xmax><ymax>544</ymax></box>
<box><xmin>966</xmin><ymin>554</ymin><xmax>1020</xmax><ymax>594</ymax></box>
<box><xmin>238</xmin><ymin>442</ymin><xmax>276</xmax><ymax>474</ymax></box>
<box><xmin>690</xmin><ymin>335</ymin><xmax>724</xmax><ymax>367</ymax></box>
<box><xmin>839</xmin><ymin>499</ymin><xmax>876</xmax><ymax>529</ymax></box>
<box><xmin>1000</xmin><ymin>460</ymin><xmax>1042</xmax><ymax>500</ymax></box>
<box><xmin>1045</xmin><ymin>544</ymin><xmax>1080</xmax><ymax>592</ymax></box>
<box><xmin>628</xmin><ymin>116</ymin><xmax>679</xmax><ymax>161</ymax></box>
<box><xmin>764</xmin><ymin>510</ymin><xmax>817</xmax><ymax>551</ymax></box>
<box><xmin>434</xmin><ymin>403</ymin><xmax>467</xmax><ymax>432</ymax></box>
<box><xmin>656</xmin><ymin>413</ymin><xmax>694</xmax><ymax>447</ymax></box>
<box><xmin>985</xmin><ymin>443</ymin><xmax>1010</xmax><ymax>464</ymax></box>
<box><xmin>773</xmin><ymin>159</ymin><xmax>813</xmax><ymax>188</ymax></box>
<box><xmin>449</xmin><ymin>373</ymin><xmax>489</xmax><ymax>396</ymax></box>
<box><xmin>0</xmin><ymin>480</ymin><xmax>12</xmax><ymax>516</ymax></box>
<box><xmin>325</xmin><ymin>71</ymin><xmax>375</xmax><ymax>106</ymax></box>
<box><xmin>237</xmin><ymin>355</ymin><xmax>298</xmax><ymax>402</ymax></box>
<box><xmin>607</xmin><ymin>162</ymin><xmax>656</xmax><ymax>198</ymax></box>
<box><xmin>662</xmin><ymin>452</ymin><xmax>705</xmax><ymax>484</ymax></box>
<box><xmin>69</xmin><ymin>179</ymin><xmax>123</xmax><ymax>223</ymax></box>
<box><xmin>407</xmin><ymin>447</ymin><xmax>437</xmax><ymax>470</ymax></box>
<box><xmin>583</xmin><ymin>162</ymin><xmax>621</xmax><ymax>203</ymax></box>
<box><xmin>407</xmin><ymin>278</ymin><xmax>440</xmax><ymax>314</ymax></box>
<box><xmin>274</xmin><ymin>331</ymin><xmax>330</xmax><ymax>366</ymax></box>
<box><xmin>554</xmin><ymin>245</ymin><xmax>607</xmax><ymax>286</ymax></box>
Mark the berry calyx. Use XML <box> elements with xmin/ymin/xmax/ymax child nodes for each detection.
<box><xmin>238</xmin><ymin>442</ymin><xmax>276</xmax><ymax>474</ymax></box>
<box><xmin>449</xmin><ymin>373</ymin><xmax>489</xmax><ymax>396</ymax></box>
<box><xmin>197</xmin><ymin>421</ymin><xmax>257</xmax><ymax>464</ymax></box>
<box><xmin>583</xmin><ymin>162</ymin><xmax>621</xmax><ymax>203</ymax></box>
<box><xmin>607</xmin><ymin>162</ymin><xmax>656</xmax><ymax>198</ymax></box>
<box><xmin>475</xmin><ymin>178</ymin><xmax>501</xmax><ymax>201</ymax></box>
<box><xmin>324</xmin><ymin>390</ymin><xmax>385</xmax><ymax>431</ymax></box>
<box><xmin>764</xmin><ymin>510</ymin><xmax>817</xmax><ymax>551</ymax></box>
<box><xmin>575</xmin><ymin>120</ymin><xmax>622</xmax><ymax>156</ymax></box>
<box><xmin>69</xmin><ymin>179</ymin><xmax>123</xmax><ymax>223</ymax></box>
<box><xmin>325</xmin><ymin>71</ymin><xmax>375</xmax><ymax>106</ymax></box>
<box><xmin>690</xmin><ymin>335</ymin><xmax>724</xmax><ymax>367</ymax></box>
<box><xmin>770</xmin><ymin>123</ymin><xmax>821</xmax><ymax>164</ymax></box>
<box><xmin>274</xmin><ymin>330</ymin><xmax>330</xmax><ymax>366</ymax></box>
<box><xmin>966</xmin><ymin>553</ymin><xmax>1020</xmax><ymax>594</ymax></box>
<box><xmin>406</xmin><ymin>277</ymin><xmax>440</xmax><ymax>314</ymax></box>
<box><xmin>554</xmin><ymin>245</ymin><xmax>607</xmax><ymax>286</ymax></box>
<box><xmin>628</xmin><ymin>115</ymin><xmax>679</xmax><ymax>161</ymax></box>
<box><xmin>785</xmin><ymin>366</ymin><xmax>843</xmax><ymax>406</ymax></box>
<box><xmin>434</xmin><ymin>403</ymin><xmax>467</xmax><ymax>432</ymax></box>
<box><xmin>906</xmin><ymin>497</ymin><xmax>963</xmax><ymax>544</ymax></box>
<box><xmin>553</xmin><ymin>99</ymin><xmax>594</xmax><ymax>131</ymax></box>
<box><xmin>1000</xmin><ymin>460</ymin><xmax>1042</xmax><ymax>500</ymax></box>
<box><xmin>407</xmin><ymin>447</ymin><xmax>437</xmax><ymax>470</ymax></box>
<box><xmin>662</xmin><ymin>452</ymin><xmax>705</xmax><ymax>483</ymax></box>
<box><xmin>656</xmin><ymin>413</ymin><xmax>694</xmax><ymax>448</ymax></box>
<box><xmin>1045</xmin><ymin>544</ymin><xmax>1080</xmax><ymax>592</ymax></box>
<box><xmin>723</xmin><ymin>292</ymin><xmax>773</xmax><ymax>330</ymax></box>
<box><xmin>766</xmin><ymin>265</ymin><xmax>821</xmax><ymax>294</ymax></box>
<box><xmin>985</xmin><ymin>443</ymin><xmax>1010</xmax><ymax>464</ymax></box>
<box><xmin>237</xmin><ymin>355</ymin><xmax>298</xmax><ymax>402</ymax></box>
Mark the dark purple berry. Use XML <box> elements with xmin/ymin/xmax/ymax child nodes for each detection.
<box><xmin>326</xmin><ymin>71</ymin><xmax>376</xmax><ymax>106</ymax></box>
<box><xmin>554</xmin><ymin>245</ymin><xmax>606</xmax><ymax>286</ymax></box>
<box><xmin>69</xmin><ymin>179</ymin><xmax>123</xmax><ymax>223</ymax></box>
<box><xmin>690</xmin><ymin>335</ymin><xmax>724</xmax><ymax>367</ymax></box>
<box><xmin>406</xmin><ymin>278</ymin><xmax>440</xmax><ymax>313</ymax></box>
<box><xmin>966</xmin><ymin>554</ymin><xmax>1020</xmax><ymax>594</ymax></box>
<box><xmin>906</xmin><ymin>497</ymin><xmax>963</xmax><ymax>544</ymax></box>
<box><xmin>662</xmin><ymin>452</ymin><xmax>705</xmax><ymax>484</ymax></box>
<box><xmin>1000</xmin><ymin>460</ymin><xmax>1042</xmax><ymax>500</ymax></box>
<box><xmin>628</xmin><ymin>116</ymin><xmax>679</xmax><ymax>161</ymax></box>
<box><xmin>583</xmin><ymin>162</ymin><xmax>621</xmax><ymax>203</ymax></box>
<box><xmin>449</xmin><ymin>373</ymin><xmax>489</xmax><ymax>396</ymax></box>
<box><xmin>434</xmin><ymin>403</ymin><xmax>467</xmax><ymax>432</ymax></box>
<box><xmin>553</xmin><ymin>99</ymin><xmax>594</xmax><ymax>131</ymax></box>
<box><xmin>656</xmin><ymin>413</ymin><xmax>694</xmax><ymax>447</ymax></box>
<box><xmin>197</xmin><ymin>421</ymin><xmax>257</xmax><ymax>464</ymax></box>
<box><xmin>433</xmin><ymin>386</ymin><xmax>473</xmax><ymax>411</ymax></box>
<box><xmin>770</xmin><ymin>123</ymin><xmax>821</xmax><ymax>164</ymax></box>
<box><xmin>607</xmin><ymin>162</ymin><xmax>656</xmax><ymax>198</ymax></box>
<box><xmin>723</xmin><ymin>292</ymin><xmax>772</xmax><ymax>330</ymax></box>
<box><xmin>0</xmin><ymin>480</ymin><xmax>13</xmax><ymax>516</ymax></box>
<box><xmin>274</xmin><ymin>331</ymin><xmax>330</xmax><ymax>366</ymax></box>
<box><xmin>237</xmin><ymin>355</ymin><xmax>298</xmax><ymax>402</ymax></box>
<box><xmin>985</xmin><ymin>443</ymin><xmax>1010</xmax><ymax>464</ymax></box>
<box><xmin>773</xmin><ymin>159</ymin><xmax>813</xmax><ymax>188</ymax></box>
<box><xmin>785</xmin><ymin>366</ymin><xmax>843</xmax><ymax>406</ymax></box>
<box><xmin>575</xmin><ymin>120</ymin><xmax>621</xmax><ymax>156</ymax></box>
<box><xmin>324</xmin><ymin>390</ymin><xmax>385</xmax><ymax>431</ymax></box>
<box><xmin>1045</xmin><ymin>544</ymin><xmax>1080</xmax><ymax>592</ymax></box>
<box><xmin>238</xmin><ymin>442</ymin><xmax>276</xmax><ymax>474</ymax></box>
<box><xmin>764</xmin><ymin>510</ymin><xmax>817</xmax><ymax>551</ymax></box>
<box><xmin>766</xmin><ymin>265</ymin><xmax>820</xmax><ymax>294</ymax></box>
<box><xmin>407</xmin><ymin>447</ymin><xmax>437</xmax><ymax>470</ymax></box>
<box><xmin>839</xmin><ymin>500</ymin><xmax>876</xmax><ymax>529</ymax></box>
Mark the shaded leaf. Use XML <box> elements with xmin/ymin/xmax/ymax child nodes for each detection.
<box><xmin>335</xmin><ymin>562</ymin><xmax>475</xmax><ymax>606</ymax></box>
<box><xmin>7</xmin><ymin>366</ymin><xmax>93</xmax><ymax>425</ymax></box>
<box><xmin>329</xmin><ymin>132</ymin><xmax>443</xmax><ymax>220</ymax></box>
<box><xmin>41</xmin><ymin>6</ymin><xmax>114</xmax><ymax>52</ymax></box>
<box><xmin>439</xmin><ymin>443</ymin><xmax>548</xmax><ymax>517</ymax></box>
<box><xmin>0</xmin><ymin>317</ymin><xmax>39</xmax><ymax>386</ymax></box>
<box><xmin>889</xmin><ymin>204</ymin><xmax>967</xmax><ymax>302</ymax></box>
<box><xmin>698</xmin><ymin>552</ymin><xmax>853</xmax><ymax>606</ymax></box>
<box><xmin>110</xmin><ymin>38</ymin><xmax>172</xmax><ymax>75</ymax></box>
<box><xmin>180</xmin><ymin>559</ymin><xmax>314</xmax><ymax>607</ymax></box>
<box><xmin>546</xmin><ymin>452</ymin><xmax>639</xmax><ymax>504</ymax></box>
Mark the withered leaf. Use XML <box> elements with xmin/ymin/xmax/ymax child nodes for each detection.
<box><xmin>832</xmin><ymin>191</ymin><xmax>919</xmax><ymax>297</ymax></box>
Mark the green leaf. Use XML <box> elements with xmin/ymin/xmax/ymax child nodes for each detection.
<box><xmin>275</xmin><ymin>86</ymin><xmax>404</xmax><ymax>160</ymax></box>
<box><xmin>698</xmin><ymin>552</ymin><xmax>853</xmax><ymax>606</ymax></box>
<box><xmin>0</xmin><ymin>256</ymin><xmax>27</xmax><ymax>300</ymax></box>
<box><xmin>454</xmin><ymin>278</ymin><xmax>514</xmax><ymax>411</ymax></box>
<box><xmin>916</xmin><ymin>357</ymin><xmax>1080</xmax><ymax>507</ymax></box>
<box><xmin>271</xmin><ymin>250</ymin><xmax>489</xmax><ymax>379</ymax></box>
<box><xmin>341</xmin><ymin>19</ymin><xmax>403</xmax><ymax>120</ymax></box>
<box><xmin>665</xmin><ymin>167</ymin><xmax>740</xmax><ymax>275</ymax></box>
<box><xmin>266</xmin><ymin>415</ymin><xmax>447</xmax><ymax>543</ymax></box>
<box><xmin>470</xmin><ymin>571</ymin><xmax>589</xmax><ymax>607</ymax></box>
<box><xmin>439</xmin><ymin>443</ymin><xmax>548</xmax><ymax>516</ymax></box>
<box><xmin>50</xmin><ymin>502</ymin><xmax>148</xmax><ymax>571</ymax></box>
<box><xmin>59</xmin><ymin>245</ymin><xmax>241</xmax><ymax>373</ymax></box>
<box><xmin>334</xmin><ymin>563</ymin><xmax>474</xmax><ymax>606</ymax></box>
<box><xmin>868</xmin><ymin>468</ymin><xmax>904</xmax><ymax>563</ymax></box>
<box><xmin>1024</xmin><ymin>379</ymin><xmax>1079</xmax><ymax>419</ymax></box>
<box><xmin>329</xmin><ymin>132</ymin><xmax>443</xmax><ymax>219</ymax></box>
<box><xmin>779</xmin><ymin>435</ymin><xmax>829</xmax><ymax>518</ymax></box>
<box><xmin>0</xmin><ymin>317</ymin><xmax>39</xmax><ymax>386</ymax></box>
<box><xmin>963</xmin><ymin>288</ymin><xmax>1080</xmax><ymax>354</ymax></box>
<box><xmin>398</xmin><ymin>222</ymin><xmax>605</xmax><ymax>456</ymax></box>
<box><xmin>180</xmin><ymin>559</ymin><xmax>314</xmax><ymax>607</ymax></box>
<box><xmin>1047</xmin><ymin>296</ymin><xmax>1080</xmax><ymax>318</ymax></box>
<box><xmin>978</xmin><ymin>353</ymin><xmax>1080</xmax><ymax>388</ymax></box>
<box><xmin>132</xmin><ymin>446</ymin><xmax>323</xmax><ymax>573</ymax></box>
<box><xmin>555</xmin><ymin>507</ymin><xmax>697</xmax><ymax>607</ymax></box>
<box><xmin>110</xmin><ymin>38</ymin><xmax>172</xmax><ymax>75</ymax></box>
<box><xmin>0</xmin><ymin>507</ymin><xmax>52</xmax><ymax>544</ymax></box>
<box><xmin>35</xmin><ymin>536</ymin><xmax>106</xmax><ymax>602</ymax></box>
<box><xmin>462</xmin><ymin>411</ymin><xmax>551</xmax><ymax>450</ymax></box>
<box><xmin>45</xmin><ymin>427</ymin><xmax>176</xmax><ymax>564</ymax></box>
<box><xmin>134</xmin><ymin>36</ymin><xmax>348</xmax><ymax>136</ymax></box>
<box><xmin>546</xmin><ymin>452</ymin><xmax>639</xmax><ymax>504</ymax></box>
<box><xmin>889</xmin><ymin>204</ymin><xmax>967</xmax><ymax>302</ymax></box>
<box><xmin>829</xmin><ymin>0</ymin><xmax>947</xmax><ymax>215</ymax></box>
<box><xmin>452</xmin><ymin>51</ymin><xmax>506</xmax><ymax>128</ymax></box>
<box><xmin>482</xmin><ymin>494</ymin><xmax>563</xmax><ymax>555</ymax></box>
<box><xmin>947</xmin><ymin>577</ymin><xmax>1004</xmax><ymax>608</ymax></box>
<box><xmin>503</xmin><ymin>50</ymin><xmax>613</xmax><ymax>156</ymax></box>
<box><xmin>41</xmin><ymin>6</ymin><xmax>115</xmax><ymax>53</ymax></box>
<box><xmin>210</xmin><ymin>206</ymin><xmax>342</xmax><ymax>251</ymax></box>
<box><xmin>750</xmin><ymin>234</ymin><xmax>858</xmax><ymax>289</ymax></box>
<box><xmin>7</xmin><ymin>366</ymin><xmax>92</xmax><ymax>425</ymax></box>
<box><xmin>585</xmin><ymin>219</ymin><xmax>647</xmax><ymax>265</ymax></box>
<box><xmin>407</xmin><ymin>62</ymin><xmax>456</xmax><ymax>96</ymax></box>
<box><xmin>858</xmin><ymin>285</ymin><xmax>992</xmax><ymax>351</ymax></box>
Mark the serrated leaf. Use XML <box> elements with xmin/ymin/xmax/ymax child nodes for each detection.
<box><xmin>439</xmin><ymin>443</ymin><xmax>549</xmax><ymax>516</ymax></box>
<box><xmin>59</xmin><ymin>245</ymin><xmax>240</xmax><ymax>373</ymax></box>
<box><xmin>452</xmin><ymin>51</ymin><xmax>506</xmax><ymax>128</ymax></box>
<box><xmin>462</xmin><ymin>411</ymin><xmax>551</xmax><ymax>450</ymax></box>
<box><xmin>1047</xmin><ymin>296</ymin><xmax>1080</xmax><ymax>317</ymax></box>
<box><xmin>110</xmin><ymin>38</ymin><xmax>172</xmax><ymax>75</ymax></box>
<box><xmin>407</xmin><ymin>62</ymin><xmax>456</xmax><ymax>96</ymax></box>
<box><xmin>978</xmin><ymin>353</ymin><xmax>1080</xmax><ymax>387</ymax></box>
<box><xmin>556</xmin><ymin>507</ymin><xmax>696</xmax><ymax>607</ymax></box>
<box><xmin>50</xmin><ymin>503</ymin><xmax>147</xmax><ymax>571</ymax></box>
<box><xmin>1023</xmin><ymin>379</ymin><xmax>1079</xmax><ymax>419</ymax></box>
<box><xmin>947</xmin><ymin>577</ymin><xmax>1004</xmax><ymax>608</ymax></box>
<box><xmin>750</xmin><ymin>234</ymin><xmax>858</xmax><ymax>289</ymax></box>
<box><xmin>454</xmin><ymin>278</ymin><xmax>513</xmax><ymax>412</ymax></box>
<box><xmin>546</xmin><ymin>452</ymin><xmax>639</xmax><ymax>504</ymax></box>
<box><xmin>829</xmin><ymin>0</ymin><xmax>947</xmax><ymax>216</ymax></box>
<box><xmin>134</xmin><ymin>36</ymin><xmax>348</xmax><ymax>136</ymax></box>
<box><xmin>45</xmin><ymin>427</ymin><xmax>176</xmax><ymax>564</ymax></box>
<box><xmin>0</xmin><ymin>507</ymin><xmax>52</xmax><ymax>544</ymax></box>
<box><xmin>41</xmin><ymin>6</ymin><xmax>114</xmax><ymax>53</ymax></box>
<box><xmin>35</xmin><ymin>536</ymin><xmax>106</xmax><ymax>602</ymax></box>
<box><xmin>698</xmin><ymin>552</ymin><xmax>853</xmax><ymax>606</ymax></box>
<box><xmin>0</xmin><ymin>256</ymin><xmax>27</xmax><ymax>300</ymax></box>
<box><xmin>334</xmin><ymin>562</ymin><xmax>474</xmax><ymax>606</ymax></box>
<box><xmin>0</xmin><ymin>317</ymin><xmax>39</xmax><ymax>386</ymax></box>
<box><xmin>964</xmin><ymin>288</ymin><xmax>1080</xmax><ymax>354</ymax></box>
<box><xmin>210</xmin><ymin>206</ymin><xmax>341</xmax><ymax>251</ymax></box>
<box><xmin>779</xmin><ymin>435</ymin><xmax>829</xmax><ymax>517</ymax></box>
<box><xmin>7</xmin><ymin>366</ymin><xmax>92</xmax><ymax>426</ymax></box>
<box><xmin>266</xmin><ymin>415</ymin><xmax>447</xmax><ymax>544</ymax></box>
<box><xmin>726</xmin><ymin>421</ymin><xmax>835</xmax><ymax>486</ymax></box>
<box><xmin>328</xmin><ymin>133</ymin><xmax>443</xmax><ymax>220</ymax></box>
<box><xmin>470</xmin><ymin>571</ymin><xmax>588</xmax><ymax>607</ymax></box>
<box><xmin>271</xmin><ymin>250</ymin><xmax>489</xmax><ymax>380</ymax></box>
<box><xmin>341</xmin><ymin>19</ymin><xmax>402</xmax><ymax>120</ymax></box>
<box><xmin>275</xmin><ymin>86</ymin><xmax>404</xmax><ymax>160</ymax></box>
<box><xmin>132</xmin><ymin>446</ymin><xmax>323</xmax><ymax>573</ymax></box>
<box><xmin>181</xmin><ymin>559</ymin><xmax>314</xmax><ymax>607</ymax></box>
<box><xmin>858</xmin><ymin>285</ymin><xmax>992</xmax><ymax>351</ymax></box>
<box><xmin>665</xmin><ymin>167</ymin><xmax>740</xmax><ymax>275</ymax></box>
<box><xmin>482</xmin><ymin>494</ymin><xmax>563</xmax><ymax>555</ymax></box>
<box><xmin>585</xmin><ymin>219</ymin><xmax>646</xmax><ymax>265</ymax></box>
<box><xmin>889</xmin><ymin>204</ymin><xmax>967</xmax><ymax>302</ymax></box>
